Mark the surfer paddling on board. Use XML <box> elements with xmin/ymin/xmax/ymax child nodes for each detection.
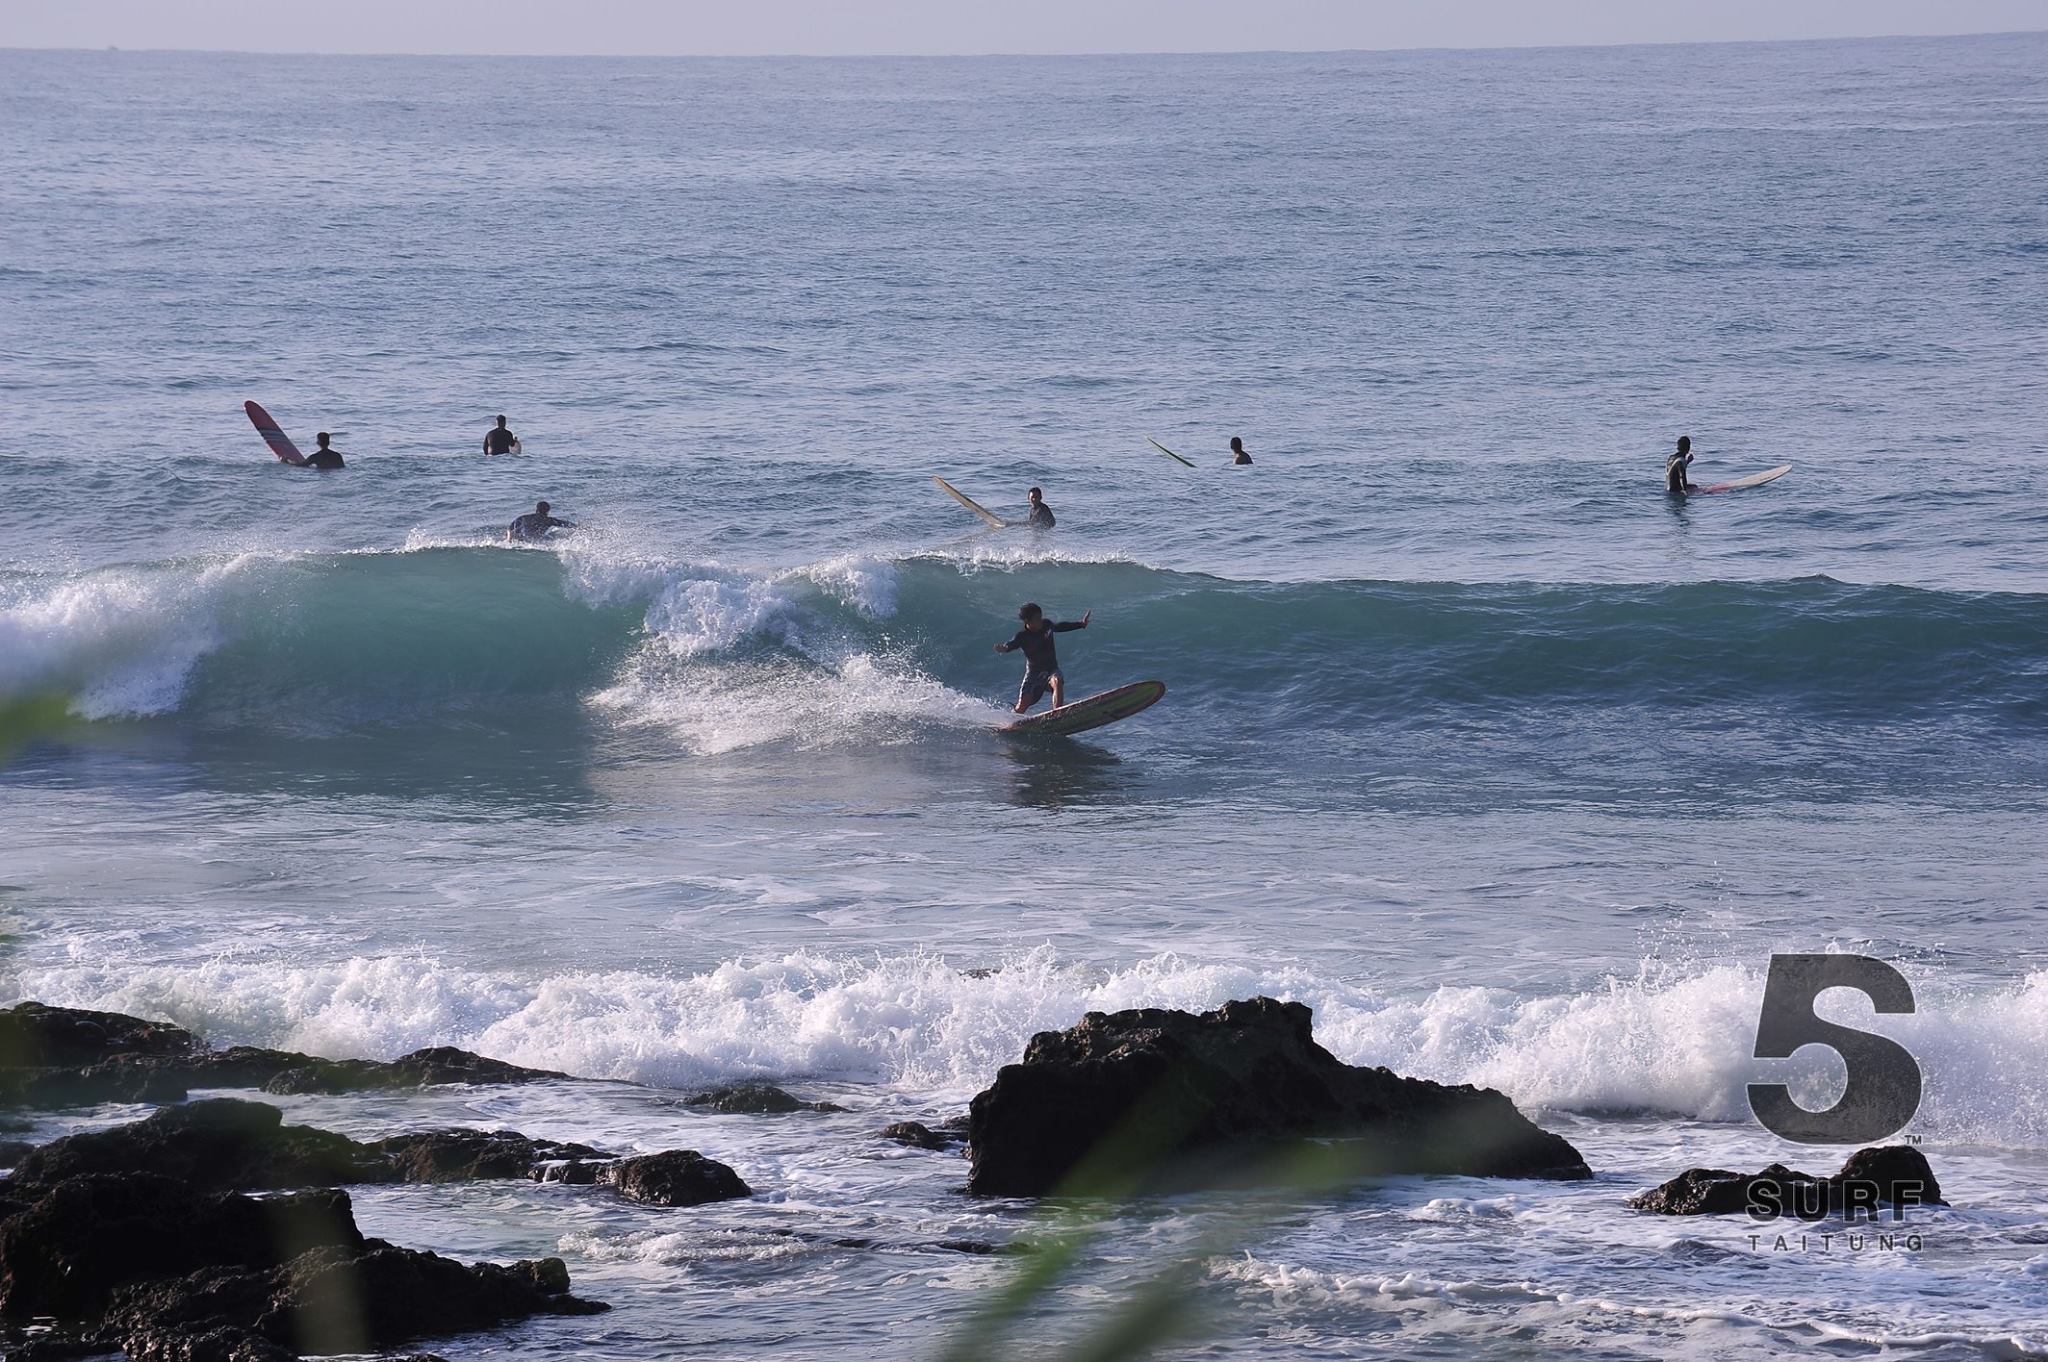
<box><xmin>995</xmin><ymin>602</ymin><xmax>1090</xmax><ymax>713</ymax></box>
<box><xmin>509</xmin><ymin>500</ymin><xmax>574</xmax><ymax>543</ymax></box>
<box><xmin>1665</xmin><ymin>436</ymin><xmax>1699</xmax><ymax>496</ymax></box>
<box><xmin>1230</xmin><ymin>436</ymin><xmax>1252</xmax><ymax>465</ymax></box>
<box><xmin>484</xmin><ymin>415</ymin><xmax>519</xmax><ymax>457</ymax></box>
<box><xmin>304</xmin><ymin>433</ymin><xmax>345</xmax><ymax>470</ymax></box>
<box><xmin>1026</xmin><ymin>487</ymin><xmax>1056</xmax><ymax>530</ymax></box>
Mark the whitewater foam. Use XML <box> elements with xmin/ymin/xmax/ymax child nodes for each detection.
<box><xmin>0</xmin><ymin>557</ymin><xmax>255</xmax><ymax>718</ymax></box>
<box><xmin>8</xmin><ymin>947</ymin><xmax>2045</xmax><ymax>1147</ymax></box>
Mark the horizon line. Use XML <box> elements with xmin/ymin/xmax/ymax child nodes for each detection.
<box><xmin>2</xmin><ymin>26</ymin><xmax>2043</xmax><ymax>63</ymax></box>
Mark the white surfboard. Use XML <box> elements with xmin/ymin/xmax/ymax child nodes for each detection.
<box><xmin>1695</xmin><ymin>464</ymin><xmax>1792</xmax><ymax>495</ymax></box>
<box><xmin>934</xmin><ymin>476</ymin><xmax>1009</xmax><ymax>528</ymax></box>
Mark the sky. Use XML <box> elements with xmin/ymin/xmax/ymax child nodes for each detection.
<box><xmin>1</xmin><ymin>0</ymin><xmax>2043</xmax><ymax>56</ymax></box>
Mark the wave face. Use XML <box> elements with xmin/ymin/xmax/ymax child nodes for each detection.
<box><xmin>5</xmin><ymin>547</ymin><xmax>2047</xmax><ymax>750</ymax></box>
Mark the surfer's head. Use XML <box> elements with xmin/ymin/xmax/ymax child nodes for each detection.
<box><xmin>315</xmin><ymin>432</ymin><xmax>331</xmax><ymax>447</ymax></box>
<box><xmin>536</xmin><ymin>501</ymin><xmax>551</xmax><ymax>515</ymax></box>
<box><xmin>1676</xmin><ymin>435</ymin><xmax>1692</xmax><ymax>457</ymax></box>
<box><xmin>496</xmin><ymin>414</ymin><xmax>508</xmax><ymax>428</ymax></box>
<box><xmin>1027</xmin><ymin>487</ymin><xmax>1043</xmax><ymax>504</ymax></box>
<box><xmin>1018</xmin><ymin>602</ymin><xmax>1043</xmax><ymax>626</ymax></box>
<box><xmin>1230</xmin><ymin>436</ymin><xmax>1244</xmax><ymax>453</ymax></box>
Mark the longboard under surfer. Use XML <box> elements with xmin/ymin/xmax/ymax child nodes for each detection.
<box><xmin>995</xmin><ymin>602</ymin><xmax>1091</xmax><ymax>713</ymax></box>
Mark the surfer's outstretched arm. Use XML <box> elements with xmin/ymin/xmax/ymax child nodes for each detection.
<box><xmin>1052</xmin><ymin>611</ymin><xmax>1091</xmax><ymax>632</ymax></box>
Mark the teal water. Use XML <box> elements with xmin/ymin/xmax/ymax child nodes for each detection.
<box><xmin>2</xmin><ymin>34</ymin><xmax>2046</xmax><ymax>1361</ymax></box>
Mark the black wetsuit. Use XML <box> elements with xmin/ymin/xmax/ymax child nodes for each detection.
<box><xmin>304</xmin><ymin>447</ymin><xmax>345</xmax><ymax>470</ymax></box>
<box><xmin>509</xmin><ymin>512</ymin><xmax>572</xmax><ymax>542</ymax></box>
<box><xmin>484</xmin><ymin>427</ymin><xmax>517</xmax><ymax>455</ymax></box>
<box><xmin>1665</xmin><ymin>454</ymin><xmax>1693</xmax><ymax>495</ymax></box>
<box><xmin>1233</xmin><ymin>450</ymin><xmax>1253</xmax><ymax>465</ymax></box>
<box><xmin>1002</xmin><ymin>620</ymin><xmax>1083</xmax><ymax>706</ymax></box>
<box><xmin>1027</xmin><ymin>502</ymin><xmax>1055</xmax><ymax>529</ymax></box>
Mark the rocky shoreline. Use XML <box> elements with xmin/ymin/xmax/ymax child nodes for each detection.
<box><xmin>0</xmin><ymin>998</ymin><xmax>1947</xmax><ymax>1359</ymax></box>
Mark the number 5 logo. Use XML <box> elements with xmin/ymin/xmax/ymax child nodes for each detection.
<box><xmin>1747</xmin><ymin>954</ymin><xmax>1922</xmax><ymax>1144</ymax></box>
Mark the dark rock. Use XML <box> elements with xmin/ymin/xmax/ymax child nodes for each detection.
<box><xmin>5</xmin><ymin>1055</ymin><xmax>196</xmax><ymax>1109</ymax></box>
<box><xmin>0</xmin><ymin>1003</ymin><xmax>566</xmax><ymax>1112</ymax></box>
<box><xmin>0</xmin><ymin>1002</ymin><xmax>200</xmax><ymax>1070</ymax></box>
<box><xmin>6</xmin><ymin>1100</ymin><xmax>616</xmax><ymax>1195</ymax></box>
<box><xmin>683</xmin><ymin>1082</ymin><xmax>845</xmax><ymax>1114</ymax></box>
<box><xmin>530</xmin><ymin>1157</ymin><xmax>605</xmax><ymax>1186</ymax></box>
<box><xmin>0</xmin><ymin>1173</ymin><xmax>361</xmax><ymax>1320</ymax></box>
<box><xmin>0</xmin><ymin>1139</ymin><xmax>35</xmax><ymax>1167</ymax></box>
<box><xmin>255</xmin><ymin>1243</ymin><xmax>604</xmax><ymax>1352</ymax></box>
<box><xmin>1837</xmin><ymin>1145</ymin><xmax>1945</xmax><ymax>1205</ymax></box>
<box><xmin>260</xmin><ymin>1047</ymin><xmax>568</xmax><ymax>1096</ymax></box>
<box><xmin>0</xmin><ymin>1171</ymin><xmax>605</xmax><ymax>1354</ymax></box>
<box><xmin>965</xmin><ymin>997</ymin><xmax>1592</xmax><ymax>1197</ymax></box>
<box><xmin>371</xmin><ymin>1130</ymin><xmax>610</xmax><ymax>1184</ymax></box>
<box><xmin>878</xmin><ymin>1121</ymin><xmax>962</xmax><ymax>1152</ymax></box>
<box><xmin>1629</xmin><ymin>1145</ymin><xmax>1946</xmax><ymax>1216</ymax></box>
<box><xmin>126</xmin><ymin>1323</ymin><xmax>297</xmax><ymax>1362</ymax></box>
<box><xmin>10</xmin><ymin>1099</ymin><xmax>390</xmax><ymax>1194</ymax></box>
<box><xmin>597</xmin><ymin>1151</ymin><xmax>752</xmax><ymax>1206</ymax></box>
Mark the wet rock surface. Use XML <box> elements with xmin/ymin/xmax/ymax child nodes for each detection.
<box><xmin>1628</xmin><ymin>1145</ymin><xmax>1945</xmax><ymax>1216</ymax></box>
<box><xmin>877</xmin><ymin>1121</ymin><xmax>964</xmax><ymax>1152</ymax></box>
<box><xmin>597</xmin><ymin>1150</ymin><xmax>753</xmax><ymax>1206</ymax></box>
<box><xmin>682</xmin><ymin>1082</ymin><xmax>846</xmax><ymax>1114</ymax></box>
<box><xmin>0</xmin><ymin>1004</ymin><xmax>565</xmax><ymax>1110</ymax></box>
<box><xmin>0</xmin><ymin>1172</ymin><xmax>605</xmax><ymax>1359</ymax></box>
<box><xmin>966</xmin><ymin>997</ymin><xmax>1593</xmax><ymax>1196</ymax></box>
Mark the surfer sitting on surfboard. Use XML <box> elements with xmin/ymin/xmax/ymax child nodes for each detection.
<box><xmin>509</xmin><ymin>500</ymin><xmax>574</xmax><ymax>543</ymax></box>
<box><xmin>1665</xmin><ymin>436</ymin><xmax>1698</xmax><ymax>496</ymax></box>
<box><xmin>1026</xmin><ymin>488</ymin><xmax>1055</xmax><ymax>529</ymax></box>
<box><xmin>995</xmin><ymin>602</ymin><xmax>1090</xmax><ymax>713</ymax></box>
<box><xmin>304</xmin><ymin>433</ymin><xmax>345</xmax><ymax>470</ymax></box>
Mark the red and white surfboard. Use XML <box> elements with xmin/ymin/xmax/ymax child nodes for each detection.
<box><xmin>244</xmin><ymin>400</ymin><xmax>307</xmax><ymax>466</ymax></box>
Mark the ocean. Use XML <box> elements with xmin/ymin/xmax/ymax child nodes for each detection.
<box><xmin>2</xmin><ymin>31</ymin><xmax>2046</xmax><ymax>1360</ymax></box>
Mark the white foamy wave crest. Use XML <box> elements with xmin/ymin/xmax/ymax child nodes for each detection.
<box><xmin>0</xmin><ymin>558</ymin><xmax>255</xmax><ymax>718</ymax></box>
<box><xmin>560</xmin><ymin>1227</ymin><xmax>819</xmax><ymax>1269</ymax></box>
<box><xmin>558</xmin><ymin>547</ymin><xmax>897</xmax><ymax>660</ymax></box>
<box><xmin>792</xmin><ymin>554</ymin><xmax>898</xmax><ymax>617</ymax></box>
<box><xmin>7</xmin><ymin>950</ymin><xmax>2044</xmax><ymax>1147</ymax></box>
<box><xmin>910</xmin><ymin>543</ymin><xmax>1137</xmax><ymax>573</ymax></box>
<box><xmin>592</xmin><ymin>652</ymin><xmax>996</xmax><ymax>754</ymax></box>
<box><xmin>1308</xmin><ymin>964</ymin><xmax>2048</xmax><ymax>1147</ymax></box>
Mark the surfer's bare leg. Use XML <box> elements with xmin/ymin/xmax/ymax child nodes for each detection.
<box><xmin>1049</xmin><ymin>674</ymin><xmax>1066</xmax><ymax>709</ymax></box>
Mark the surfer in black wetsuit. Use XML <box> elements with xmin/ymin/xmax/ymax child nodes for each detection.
<box><xmin>1665</xmin><ymin>435</ymin><xmax>1698</xmax><ymax>496</ymax></box>
<box><xmin>484</xmin><ymin>415</ymin><xmax>518</xmax><ymax>456</ymax></box>
<box><xmin>1231</xmin><ymin>436</ymin><xmax>1252</xmax><ymax>465</ymax></box>
<box><xmin>304</xmin><ymin>433</ymin><xmax>345</xmax><ymax>470</ymax></box>
<box><xmin>995</xmin><ymin>602</ymin><xmax>1090</xmax><ymax>712</ymax></box>
<box><xmin>509</xmin><ymin>500</ymin><xmax>574</xmax><ymax>542</ymax></box>
<box><xmin>1026</xmin><ymin>487</ymin><xmax>1055</xmax><ymax>530</ymax></box>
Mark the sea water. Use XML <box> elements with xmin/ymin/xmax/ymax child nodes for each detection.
<box><xmin>2</xmin><ymin>33</ymin><xmax>2046</xmax><ymax>1360</ymax></box>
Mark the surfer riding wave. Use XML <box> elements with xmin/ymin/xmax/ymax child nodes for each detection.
<box><xmin>995</xmin><ymin>601</ymin><xmax>1090</xmax><ymax>712</ymax></box>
